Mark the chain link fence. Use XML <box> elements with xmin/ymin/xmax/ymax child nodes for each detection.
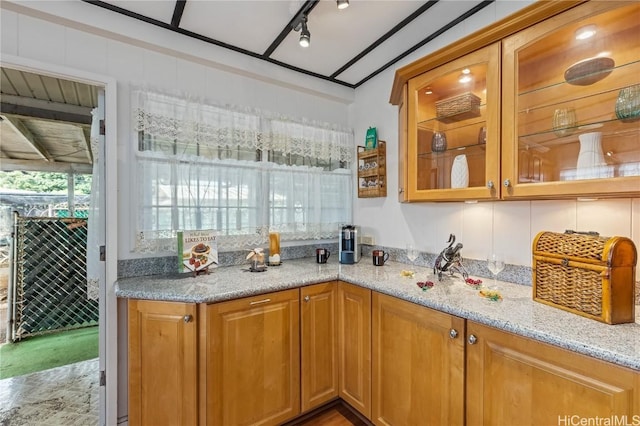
<box><xmin>10</xmin><ymin>215</ymin><xmax>98</xmax><ymax>341</ymax></box>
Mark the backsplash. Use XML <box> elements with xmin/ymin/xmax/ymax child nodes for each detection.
<box><xmin>117</xmin><ymin>242</ymin><xmax>528</xmax><ymax>284</ymax></box>
<box><xmin>359</xmin><ymin>245</ymin><xmax>533</xmax><ymax>286</ymax></box>
<box><xmin>118</xmin><ymin>243</ymin><xmax>640</xmax><ymax>304</ymax></box>
<box><xmin>117</xmin><ymin>243</ymin><xmax>337</xmax><ymax>278</ymax></box>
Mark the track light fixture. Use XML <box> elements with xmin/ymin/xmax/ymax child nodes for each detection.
<box><xmin>298</xmin><ymin>14</ymin><xmax>310</xmax><ymax>48</ymax></box>
<box><xmin>337</xmin><ymin>0</ymin><xmax>349</xmax><ymax>9</ymax></box>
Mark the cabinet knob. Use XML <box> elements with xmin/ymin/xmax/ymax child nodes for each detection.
<box><xmin>304</xmin><ymin>295</ymin><xmax>310</xmax><ymax>302</ymax></box>
<box><xmin>183</xmin><ymin>314</ymin><xmax>192</xmax><ymax>323</ymax></box>
<box><xmin>503</xmin><ymin>179</ymin><xmax>511</xmax><ymax>188</ymax></box>
<box><xmin>487</xmin><ymin>180</ymin><xmax>494</xmax><ymax>189</ymax></box>
<box><xmin>449</xmin><ymin>329</ymin><xmax>458</xmax><ymax>339</ymax></box>
<box><xmin>468</xmin><ymin>334</ymin><xmax>478</xmax><ymax>345</ymax></box>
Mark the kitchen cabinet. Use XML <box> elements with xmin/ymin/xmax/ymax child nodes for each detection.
<box><xmin>203</xmin><ymin>288</ymin><xmax>300</xmax><ymax>426</ymax></box>
<box><xmin>127</xmin><ymin>300</ymin><xmax>198</xmax><ymax>426</ymax></box>
<box><xmin>466</xmin><ymin>321</ymin><xmax>640</xmax><ymax>425</ymax></box>
<box><xmin>358</xmin><ymin>141</ymin><xmax>387</xmax><ymax>198</ymax></box>
<box><xmin>372</xmin><ymin>292</ymin><xmax>465</xmax><ymax>426</ymax></box>
<box><xmin>126</xmin><ymin>278</ymin><xmax>640</xmax><ymax>425</ymax></box>
<box><xmin>338</xmin><ymin>281</ymin><xmax>371</xmax><ymax>418</ymax></box>
<box><xmin>392</xmin><ymin>0</ymin><xmax>639</xmax><ymax>201</ymax></box>
<box><xmin>405</xmin><ymin>43</ymin><xmax>501</xmax><ymax>201</ymax></box>
<box><xmin>300</xmin><ymin>282</ymin><xmax>339</xmax><ymax>412</ymax></box>
<box><xmin>501</xmin><ymin>1</ymin><xmax>640</xmax><ymax>199</ymax></box>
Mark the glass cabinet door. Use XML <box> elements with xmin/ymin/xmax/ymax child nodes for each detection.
<box><xmin>407</xmin><ymin>43</ymin><xmax>500</xmax><ymax>201</ymax></box>
<box><xmin>502</xmin><ymin>1</ymin><xmax>640</xmax><ymax>199</ymax></box>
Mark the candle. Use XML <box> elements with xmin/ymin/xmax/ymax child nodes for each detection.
<box><xmin>269</xmin><ymin>232</ymin><xmax>280</xmax><ymax>256</ymax></box>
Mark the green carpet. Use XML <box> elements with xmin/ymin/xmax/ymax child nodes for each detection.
<box><xmin>0</xmin><ymin>326</ymin><xmax>99</xmax><ymax>379</ymax></box>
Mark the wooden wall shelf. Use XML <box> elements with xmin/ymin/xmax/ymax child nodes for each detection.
<box><xmin>357</xmin><ymin>141</ymin><xmax>387</xmax><ymax>198</ymax></box>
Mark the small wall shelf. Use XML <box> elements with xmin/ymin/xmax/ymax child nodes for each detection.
<box><xmin>358</xmin><ymin>141</ymin><xmax>387</xmax><ymax>198</ymax></box>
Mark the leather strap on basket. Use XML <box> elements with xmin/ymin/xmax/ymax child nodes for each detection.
<box><xmin>565</xmin><ymin>229</ymin><xmax>599</xmax><ymax>237</ymax></box>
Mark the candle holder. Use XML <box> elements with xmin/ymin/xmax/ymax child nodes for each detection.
<box><xmin>615</xmin><ymin>84</ymin><xmax>640</xmax><ymax>123</ymax></box>
<box><xmin>431</xmin><ymin>131</ymin><xmax>447</xmax><ymax>153</ymax></box>
<box><xmin>552</xmin><ymin>108</ymin><xmax>577</xmax><ymax>137</ymax></box>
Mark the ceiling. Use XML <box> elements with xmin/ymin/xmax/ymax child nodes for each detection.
<box><xmin>0</xmin><ymin>67</ymin><xmax>98</xmax><ymax>174</ymax></box>
<box><xmin>1</xmin><ymin>0</ymin><xmax>492</xmax><ymax>173</ymax></box>
<box><xmin>84</xmin><ymin>0</ymin><xmax>492</xmax><ymax>88</ymax></box>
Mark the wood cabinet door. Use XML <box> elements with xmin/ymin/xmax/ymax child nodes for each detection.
<box><xmin>466</xmin><ymin>321</ymin><xmax>640</xmax><ymax>426</ymax></box>
<box><xmin>205</xmin><ymin>288</ymin><xmax>300</xmax><ymax>426</ymax></box>
<box><xmin>501</xmin><ymin>1</ymin><xmax>640</xmax><ymax>199</ymax></box>
<box><xmin>301</xmin><ymin>281</ymin><xmax>339</xmax><ymax>412</ymax></box>
<box><xmin>372</xmin><ymin>292</ymin><xmax>465</xmax><ymax>426</ymax></box>
<box><xmin>338</xmin><ymin>281</ymin><xmax>372</xmax><ymax>418</ymax></box>
<box><xmin>405</xmin><ymin>43</ymin><xmax>501</xmax><ymax>202</ymax></box>
<box><xmin>398</xmin><ymin>84</ymin><xmax>408</xmax><ymax>202</ymax></box>
<box><xmin>128</xmin><ymin>299</ymin><xmax>198</xmax><ymax>426</ymax></box>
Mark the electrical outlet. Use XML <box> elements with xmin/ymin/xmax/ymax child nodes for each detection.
<box><xmin>361</xmin><ymin>235</ymin><xmax>375</xmax><ymax>246</ymax></box>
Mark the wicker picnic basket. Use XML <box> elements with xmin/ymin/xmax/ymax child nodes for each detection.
<box><xmin>532</xmin><ymin>230</ymin><xmax>637</xmax><ymax>324</ymax></box>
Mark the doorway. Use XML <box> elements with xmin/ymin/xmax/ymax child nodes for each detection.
<box><xmin>0</xmin><ymin>56</ymin><xmax>117</xmax><ymax>426</ymax></box>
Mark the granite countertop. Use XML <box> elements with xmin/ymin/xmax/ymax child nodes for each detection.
<box><xmin>115</xmin><ymin>258</ymin><xmax>640</xmax><ymax>371</ymax></box>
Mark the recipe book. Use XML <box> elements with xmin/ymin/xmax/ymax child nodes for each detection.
<box><xmin>177</xmin><ymin>230</ymin><xmax>218</xmax><ymax>273</ymax></box>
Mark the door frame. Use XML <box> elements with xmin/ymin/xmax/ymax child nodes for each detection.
<box><xmin>0</xmin><ymin>54</ymin><xmax>118</xmax><ymax>426</ymax></box>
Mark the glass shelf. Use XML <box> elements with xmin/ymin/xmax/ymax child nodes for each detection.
<box><xmin>418</xmin><ymin>143</ymin><xmax>486</xmax><ymax>160</ymax></box>
<box><xmin>518</xmin><ymin>60</ymin><xmax>640</xmax><ymax>98</ymax></box>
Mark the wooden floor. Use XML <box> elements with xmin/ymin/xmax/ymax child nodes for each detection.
<box><xmin>293</xmin><ymin>403</ymin><xmax>369</xmax><ymax>426</ymax></box>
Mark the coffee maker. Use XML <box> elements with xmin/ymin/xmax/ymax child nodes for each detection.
<box><xmin>339</xmin><ymin>225</ymin><xmax>361</xmax><ymax>264</ymax></box>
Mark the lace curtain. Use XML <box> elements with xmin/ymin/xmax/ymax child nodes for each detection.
<box><xmin>133</xmin><ymin>90</ymin><xmax>353</xmax><ymax>253</ymax></box>
<box><xmin>133</xmin><ymin>91</ymin><xmax>353</xmax><ymax>163</ymax></box>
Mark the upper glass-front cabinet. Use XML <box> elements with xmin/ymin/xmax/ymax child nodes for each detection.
<box><xmin>502</xmin><ymin>1</ymin><xmax>640</xmax><ymax>199</ymax></box>
<box><xmin>406</xmin><ymin>43</ymin><xmax>500</xmax><ymax>201</ymax></box>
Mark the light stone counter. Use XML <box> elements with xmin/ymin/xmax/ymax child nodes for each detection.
<box><xmin>116</xmin><ymin>258</ymin><xmax>640</xmax><ymax>371</ymax></box>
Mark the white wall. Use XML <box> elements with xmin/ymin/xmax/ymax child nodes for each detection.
<box><xmin>351</xmin><ymin>1</ymin><xmax>640</xmax><ymax>268</ymax></box>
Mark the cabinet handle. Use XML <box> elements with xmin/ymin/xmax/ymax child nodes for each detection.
<box><xmin>487</xmin><ymin>180</ymin><xmax>494</xmax><ymax>189</ymax></box>
<box><xmin>468</xmin><ymin>334</ymin><xmax>478</xmax><ymax>345</ymax></box>
<box><xmin>503</xmin><ymin>179</ymin><xmax>511</xmax><ymax>188</ymax></box>
<box><xmin>398</xmin><ymin>188</ymin><xmax>404</xmax><ymax>194</ymax></box>
<box><xmin>449</xmin><ymin>329</ymin><xmax>458</xmax><ymax>339</ymax></box>
<box><xmin>250</xmin><ymin>298</ymin><xmax>272</xmax><ymax>305</ymax></box>
<box><xmin>183</xmin><ymin>314</ymin><xmax>192</xmax><ymax>323</ymax></box>
<box><xmin>303</xmin><ymin>295</ymin><xmax>310</xmax><ymax>302</ymax></box>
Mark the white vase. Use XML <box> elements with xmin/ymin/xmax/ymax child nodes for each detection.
<box><xmin>451</xmin><ymin>154</ymin><xmax>469</xmax><ymax>188</ymax></box>
<box><xmin>576</xmin><ymin>132</ymin><xmax>606</xmax><ymax>179</ymax></box>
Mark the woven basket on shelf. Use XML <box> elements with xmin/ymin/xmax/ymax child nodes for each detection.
<box><xmin>532</xmin><ymin>230</ymin><xmax>637</xmax><ymax>324</ymax></box>
<box><xmin>435</xmin><ymin>92</ymin><xmax>481</xmax><ymax>123</ymax></box>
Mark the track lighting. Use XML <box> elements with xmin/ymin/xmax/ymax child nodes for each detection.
<box><xmin>337</xmin><ymin>0</ymin><xmax>349</xmax><ymax>9</ymax></box>
<box><xmin>298</xmin><ymin>15</ymin><xmax>310</xmax><ymax>48</ymax></box>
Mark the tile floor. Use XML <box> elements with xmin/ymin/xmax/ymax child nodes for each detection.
<box><xmin>0</xmin><ymin>358</ymin><xmax>99</xmax><ymax>425</ymax></box>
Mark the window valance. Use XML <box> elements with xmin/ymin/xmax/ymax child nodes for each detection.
<box><xmin>133</xmin><ymin>91</ymin><xmax>354</xmax><ymax>163</ymax></box>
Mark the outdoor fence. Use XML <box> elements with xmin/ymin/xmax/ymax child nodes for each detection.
<box><xmin>10</xmin><ymin>214</ymin><xmax>98</xmax><ymax>341</ymax></box>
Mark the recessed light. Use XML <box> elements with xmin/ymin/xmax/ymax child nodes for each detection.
<box><xmin>575</xmin><ymin>24</ymin><xmax>597</xmax><ymax>40</ymax></box>
<box><xmin>459</xmin><ymin>69</ymin><xmax>472</xmax><ymax>84</ymax></box>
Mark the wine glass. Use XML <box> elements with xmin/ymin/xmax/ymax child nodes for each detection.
<box><xmin>406</xmin><ymin>244</ymin><xmax>419</xmax><ymax>265</ymax></box>
<box><xmin>486</xmin><ymin>253</ymin><xmax>505</xmax><ymax>289</ymax></box>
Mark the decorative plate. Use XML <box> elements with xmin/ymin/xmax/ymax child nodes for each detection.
<box><xmin>564</xmin><ymin>57</ymin><xmax>615</xmax><ymax>86</ymax></box>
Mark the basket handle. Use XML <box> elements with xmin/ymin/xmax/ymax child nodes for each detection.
<box><xmin>564</xmin><ymin>229</ymin><xmax>599</xmax><ymax>237</ymax></box>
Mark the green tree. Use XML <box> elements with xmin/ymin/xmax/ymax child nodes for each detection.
<box><xmin>0</xmin><ymin>171</ymin><xmax>92</xmax><ymax>194</ymax></box>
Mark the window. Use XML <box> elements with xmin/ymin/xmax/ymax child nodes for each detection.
<box><xmin>133</xmin><ymin>91</ymin><xmax>353</xmax><ymax>253</ymax></box>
